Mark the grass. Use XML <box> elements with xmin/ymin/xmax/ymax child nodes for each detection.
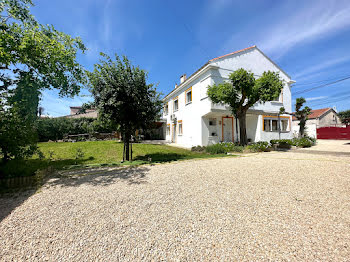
<box><xmin>1</xmin><ymin>141</ymin><xmax>231</xmax><ymax>178</ymax></box>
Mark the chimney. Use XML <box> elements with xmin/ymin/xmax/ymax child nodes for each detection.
<box><xmin>180</xmin><ymin>74</ymin><xmax>187</xmax><ymax>84</ymax></box>
<box><xmin>175</xmin><ymin>83</ymin><xmax>178</xmax><ymax>89</ymax></box>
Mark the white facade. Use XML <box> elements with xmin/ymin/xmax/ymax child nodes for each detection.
<box><xmin>162</xmin><ymin>46</ymin><xmax>294</xmax><ymax>148</ymax></box>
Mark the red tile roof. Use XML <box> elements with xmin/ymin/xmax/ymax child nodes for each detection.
<box><xmin>293</xmin><ymin>108</ymin><xmax>331</xmax><ymax>120</ymax></box>
<box><xmin>209</xmin><ymin>45</ymin><xmax>256</xmax><ymax>62</ymax></box>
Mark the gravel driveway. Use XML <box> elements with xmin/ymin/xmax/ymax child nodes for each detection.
<box><xmin>1</xmin><ymin>141</ymin><xmax>350</xmax><ymax>261</ymax></box>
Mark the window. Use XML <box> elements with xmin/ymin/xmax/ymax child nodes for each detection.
<box><xmin>209</xmin><ymin>118</ymin><xmax>217</xmax><ymax>126</ymax></box>
<box><xmin>264</xmin><ymin>119</ymin><xmax>271</xmax><ymax>131</ymax></box>
<box><xmin>185</xmin><ymin>87</ymin><xmax>192</xmax><ymax>104</ymax></box>
<box><xmin>263</xmin><ymin>116</ymin><xmax>290</xmax><ymax>132</ymax></box>
<box><xmin>281</xmin><ymin>120</ymin><xmax>288</xmax><ymax>131</ymax></box>
<box><xmin>272</xmin><ymin>88</ymin><xmax>283</xmax><ymax>102</ymax></box>
<box><xmin>178</xmin><ymin>120</ymin><xmax>183</xmax><ymax>135</ymax></box>
<box><xmin>164</xmin><ymin>104</ymin><xmax>169</xmax><ymax>115</ymax></box>
<box><xmin>271</xmin><ymin>119</ymin><xmax>278</xmax><ymax>131</ymax></box>
<box><xmin>166</xmin><ymin>124</ymin><xmax>170</xmax><ymax>135</ymax></box>
<box><xmin>173</xmin><ymin>97</ymin><xmax>179</xmax><ymax>111</ymax></box>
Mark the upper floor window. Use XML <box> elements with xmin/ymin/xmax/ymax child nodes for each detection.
<box><xmin>173</xmin><ymin>97</ymin><xmax>179</xmax><ymax>112</ymax></box>
<box><xmin>185</xmin><ymin>87</ymin><xmax>192</xmax><ymax>104</ymax></box>
<box><xmin>164</xmin><ymin>103</ymin><xmax>169</xmax><ymax>115</ymax></box>
<box><xmin>271</xmin><ymin>88</ymin><xmax>283</xmax><ymax>102</ymax></box>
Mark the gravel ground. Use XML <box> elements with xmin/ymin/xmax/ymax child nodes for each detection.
<box><xmin>1</xmin><ymin>142</ymin><xmax>350</xmax><ymax>261</ymax></box>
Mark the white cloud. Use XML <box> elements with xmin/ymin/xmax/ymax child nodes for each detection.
<box><xmin>212</xmin><ymin>0</ymin><xmax>350</xmax><ymax>59</ymax></box>
<box><xmin>306</xmin><ymin>96</ymin><xmax>328</xmax><ymax>102</ymax></box>
<box><xmin>258</xmin><ymin>0</ymin><xmax>350</xmax><ymax>57</ymax></box>
<box><xmin>294</xmin><ymin>55</ymin><xmax>350</xmax><ymax>79</ymax></box>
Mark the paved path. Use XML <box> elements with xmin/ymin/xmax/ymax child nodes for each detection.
<box><xmin>1</xmin><ymin>140</ymin><xmax>349</xmax><ymax>261</ymax></box>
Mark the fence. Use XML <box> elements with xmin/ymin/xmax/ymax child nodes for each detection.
<box><xmin>317</xmin><ymin>126</ymin><xmax>350</xmax><ymax>140</ymax></box>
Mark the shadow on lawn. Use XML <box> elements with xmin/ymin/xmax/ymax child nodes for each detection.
<box><xmin>134</xmin><ymin>152</ymin><xmax>190</xmax><ymax>163</ymax></box>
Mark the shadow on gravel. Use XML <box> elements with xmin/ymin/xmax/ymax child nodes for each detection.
<box><xmin>0</xmin><ymin>190</ymin><xmax>35</xmax><ymax>222</ymax></box>
<box><xmin>45</xmin><ymin>166</ymin><xmax>150</xmax><ymax>188</ymax></box>
<box><xmin>296</xmin><ymin>149</ymin><xmax>350</xmax><ymax>157</ymax></box>
<box><xmin>134</xmin><ymin>153</ymin><xmax>189</xmax><ymax>163</ymax></box>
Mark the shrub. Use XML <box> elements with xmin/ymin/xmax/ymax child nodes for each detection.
<box><xmin>246</xmin><ymin>141</ymin><xmax>271</xmax><ymax>152</ymax></box>
<box><xmin>36</xmin><ymin>118</ymin><xmax>117</xmax><ymax>142</ymax></box>
<box><xmin>291</xmin><ymin>137</ymin><xmax>315</xmax><ymax>148</ymax></box>
<box><xmin>191</xmin><ymin>146</ymin><xmax>206</xmax><ymax>152</ymax></box>
<box><xmin>205</xmin><ymin>142</ymin><xmax>244</xmax><ymax>154</ymax></box>
<box><xmin>205</xmin><ymin>144</ymin><xmax>227</xmax><ymax>154</ymax></box>
<box><xmin>270</xmin><ymin>139</ymin><xmax>292</xmax><ymax>149</ymax></box>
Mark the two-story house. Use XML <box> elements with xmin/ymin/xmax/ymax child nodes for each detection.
<box><xmin>162</xmin><ymin>46</ymin><xmax>295</xmax><ymax>147</ymax></box>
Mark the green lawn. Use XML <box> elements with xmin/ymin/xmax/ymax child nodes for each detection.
<box><xmin>1</xmin><ymin>141</ymin><xmax>231</xmax><ymax>178</ymax></box>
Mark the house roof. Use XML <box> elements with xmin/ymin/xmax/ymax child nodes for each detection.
<box><xmin>209</xmin><ymin>46</ymin><xmax>256</xmax><ymax>62</ymax></box>
<box><xmin>292</xmin><ymin>108</ymin><xmax>332</xmax><ymax>121</ymax></box>
<box><xmin>163</xmin><ymin>45</ymin><xmax>292</xmax><ymax>101</ymax></box>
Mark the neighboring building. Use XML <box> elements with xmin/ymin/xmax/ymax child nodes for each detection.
<box><xmin>64</xmin><ymin>106</ymin><xmax>98</xmax><ymax>119</ymax></box>
<box><xmin>292</xmin><ymin>108</ymin><xmax>342</xmax><ymax>128</ymax></box>
<box><xmin>162</xmin><ymin>45</ymin><xmax>294</xmax><ymax>148</ymax></box>
<box><xmin>292</xmin><ymin>107</ymin><xmax>343</xmax><ymax>138</ymax></box>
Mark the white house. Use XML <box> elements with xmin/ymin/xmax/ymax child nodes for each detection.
<box><xmin>162</xmin><ymin>46</ymin><xmax>295</xmax><ymax>147</ymax></box>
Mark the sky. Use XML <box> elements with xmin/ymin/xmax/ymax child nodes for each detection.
<box><xmin>31</xmin><ymin>0</ymin><xmax>350</xmax><ymax>116</ymax></box>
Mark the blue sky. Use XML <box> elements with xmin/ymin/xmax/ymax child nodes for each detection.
<box><xmin>31</xmin><ymin>0</ymin><xmax>350</xmax><ymax>116</ymax></box>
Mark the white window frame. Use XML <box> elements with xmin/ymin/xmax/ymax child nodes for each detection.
<box><xmin>173</xmin><ymin>97</ymin><xmax>179</xmax><ymax>112</ymax></box>
<box><xmin>178</xmin><ymin>120</ymin><xmax>183</xmax><ymax>135</ymax></box>
<box><xmin>185</xmin><ymin>87</ymin><xmax>192</xmax><ymax>105</ymax></box>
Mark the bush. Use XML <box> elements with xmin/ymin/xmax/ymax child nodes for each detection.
<box><xmin>36</xmin><ymin>118</ymin><xmax>117</xmax><ymax>142</ymax></box>
<box><xmin>291</xmin><ymin>137</ymin><xmax>315</xmax><ymax>148</ymax></box>
<box><xmin>270</xmin><ymin>139</ymin><xmax>292</xmax><ymax>149</ymax></box>
<box><xmin>246</xmin><ymin>141</ymin><xmax>271</xmax><ymax>152</ymax></box>
<box><xmin>205</xmin><ymin>142</ymin><xmax>244</xmax><ymax>154</ymax></box>
<box><xmin>191</xmin><ymin>146</ymin><xmax>206</xmax><ymax>152</ymax></box>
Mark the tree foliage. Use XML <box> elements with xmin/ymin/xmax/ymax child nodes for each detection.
<box><xmin>87</xmin><ymin>53</ymin><xmax>162</xmax><ymax>161</ymax></box>
<box><xmin>0</xmin><ymin>0</ymin><xmax>86</xmax><ymax>162</ymax></box>
<box><xmin>37</xmin><ymin>117</ymin><xmax>117</xmax><ymax>142</ymax></box>
<box><xmin>339</xmin><ymin>109</ymin><xmax>350</xmax><ymax>125</ymax></box>
<box><xmin>207</xmin><ymin>68</ymin><xmax>284</xmax><ymax>145</ymax></box>
<box><xmin>294</xmin><ymin>97</ymin><xmax>311</xmax><ymax>137</ymax></box>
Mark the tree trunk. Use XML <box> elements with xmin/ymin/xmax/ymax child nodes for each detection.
<box><xmin>299</xmin><ymin>119</ymin><xmax>306</xmax><ymax>138</ymax></box>
<box><xmin>125</xmin><ymin>138</ymin><xmax>130</xmax><ymax>161</ymax></box>
<box><xmin>237</xmin><ymin>112</ymin><xmax>248</xmax><ymax>146</ymax></box>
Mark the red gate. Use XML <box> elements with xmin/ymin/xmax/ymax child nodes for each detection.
<box><xmin>317</xmin><ymin>126</ymin><xmax>350</xmax><ymax>140</ymax></box>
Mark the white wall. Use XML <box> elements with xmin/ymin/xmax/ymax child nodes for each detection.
<box><xmin>292</xmin><ymin>124</ymin><xmax>317</xmax><ymax>138</ymax></box>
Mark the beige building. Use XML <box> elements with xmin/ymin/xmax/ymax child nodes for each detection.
<box><xmin>292</xmin><ymin>107</ymin><xmax>342</xmax><ymax>128</ymax></box>
<box><xmin>64</xmin><ymin>106</ymin><xmax>98</xmax><ymax>119</ymax></box>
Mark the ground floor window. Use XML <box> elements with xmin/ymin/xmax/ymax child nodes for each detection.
<box><xmin>263</xmin><ymin>116</ymin><xmax>290</xmax><ymax>132</ymax></box>
<box><xmin>178</xmin><ymin>120</ymin><xmax>183</xmax><ymax>135</ymax></box>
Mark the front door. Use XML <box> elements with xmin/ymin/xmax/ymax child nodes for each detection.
<box><xmin>222</xmin><ymin>117</ymin><xmax>233</xmax><ymax>142</ymax></box>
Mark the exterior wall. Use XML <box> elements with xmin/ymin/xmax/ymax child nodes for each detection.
<box><xmin>292</xmin><ymin>123</ymin><xmax>317</xmax><ymax>138</ymax></box>
<box><xmin>163</xmin><ymin>47</ymin><xmax>293</xmax><ymax>147</ymax></box>
<box><xmin>319</xmin><ymin>110</ymin><xmax>342</xmax><ymax>127</ymax></box>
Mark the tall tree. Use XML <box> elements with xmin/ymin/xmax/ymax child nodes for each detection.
<box><xmin>339</xmin><ymin>109</ymin><xmax>350</xmax><ymax>125</ymax></box>
<box><xmin>294</xmin><ymin>97</ymin><xmax>311</xmax><ymax>137</ymax></box>
<box><xmin>207</xmin><ymin>68</ymin><xmax>284</xmax><ymax>145</ymax></box>
<box><xmin>0</xmin><ymin>0</ymin><xmax>86</xmax><ymax>162</ymax></box>
<box><xmin>87</xmin><ymin>54</ymin><xmax>162</xmax><ymax>161</ymax></box>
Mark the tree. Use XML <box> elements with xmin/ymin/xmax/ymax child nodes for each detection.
<box><xmin>87</xmin><ymin>54</ymin><xmax>162</xmax><ymax>161</ymax></box>
<box><xmin>0</xmin><ymin>71</ymin><xmax>40</xmax><ymax>162</ymax></box>
<box><xmin>207</xmin><ymin>68</ymin><xmax>284</xmax><ymax>145</ymax></box>
<box><xmin>339</xmin><ymin>110</ymin><xmax>350</xmax><ymax>125</ymax></box>
<box><xmin>0</xmin><ymin>0</ymin><xmax>86</xmax><ymax>161</ymax></box>
<box><xmin>294</xmin><ymin>97</ymin><xmax>311</xmax><ymax>137</ymax></box>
